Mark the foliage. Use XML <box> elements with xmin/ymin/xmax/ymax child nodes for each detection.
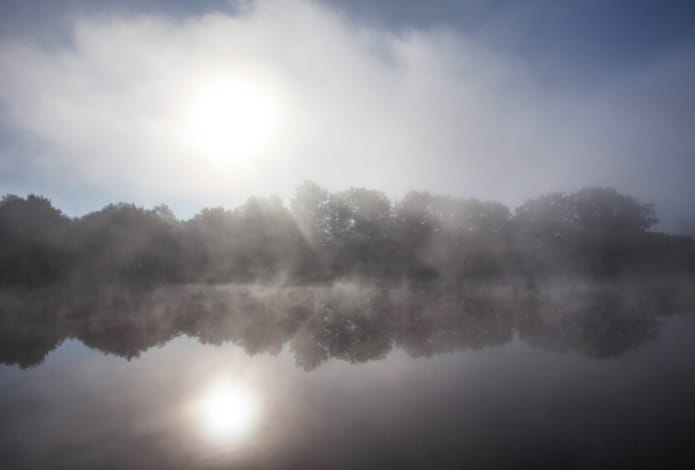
<box><xmin>0</xmin><ymin>184</ymin><xmax>691</xmax><ymax>287</ymax></box>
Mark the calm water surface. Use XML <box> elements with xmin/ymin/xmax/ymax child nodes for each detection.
<box><xmin>1</xmin><ymin>283</ymin><xmax>694</xmax><ymax>469</ymax></box>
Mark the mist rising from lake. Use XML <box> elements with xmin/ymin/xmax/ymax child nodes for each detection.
<box><xmin>1</xmin><ymin>281</ymin><xmax>694</xmax><ymax>469</ymax></box>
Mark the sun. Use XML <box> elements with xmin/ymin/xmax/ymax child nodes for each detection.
<box><xmin>197</xmin><ymin>379</ymin><xmax>261</xmax><ymax>443</ymax></box>
<box><xmin>179</xmin><ymin>71</ymin><xmax>286</xmax><ymax>169</ymax></box>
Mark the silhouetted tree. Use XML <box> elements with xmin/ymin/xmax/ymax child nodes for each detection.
<box><xmin>513</xmin><ymin>187</ymin><xmax>659</xmax><ymax>278</ymax></box>
<box><xmin>74</xmin><ymin>203</ymin><xmax>182</xmax><ymax>284</ymax></box>
<box><xmin>183</xmin><ymin>206</ymin><xmax>242</xmax><ymax>282</ymax></box>
<box><xmin>0</xmin><ymin>185</ymin><xmax>691</xmax><ymax>287</ymax></box>
<box><xmin>233</xmin><ymin>196</ymin><xmax>315</xmax><ymax>281</ymax></box>
<box><xmin>0</xmin><ymin>194</ymin><xmax>72</xmax><ymax>286</ymax></box>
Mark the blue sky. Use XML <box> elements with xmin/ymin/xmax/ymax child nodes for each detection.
<box><xmin>0</xmin><ymin>0</ymin><xmax>693</xmax><ymax>231</ymax></box>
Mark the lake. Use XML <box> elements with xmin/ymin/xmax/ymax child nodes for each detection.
<box><xmin>1</xmin><ymin>281</ymin><xmax>694</xmax><ymax>469</ymax></box>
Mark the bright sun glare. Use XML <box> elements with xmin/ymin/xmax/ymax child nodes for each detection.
<box><xmin>198</xmin><ymin>379</ymin><xmax>261</xmax><ymax>442</ymax></box>
<box><xmin>180</xmin><ymin>72</ymin><xmax>285</xmax><ymax>169</ymax></box>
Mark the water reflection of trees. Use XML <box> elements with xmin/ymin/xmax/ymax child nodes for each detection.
<box><xmin>2</xmin><ymin>282</ymin><xmax>693</xmax><ymax>370</ymax></box>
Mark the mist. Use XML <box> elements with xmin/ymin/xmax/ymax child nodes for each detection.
<box><xmin>2</xmin><ymin>2</ymin><xmax>695</xmax><ymax>469</ymax></box>
<box><xmin>2</xmin><ymin>184</ymin><xmax>693</xmax><ymax>288</ymax></box>
<box><xmin>3</xmin><ymin>279</ymin><xmax>694</xmax><ymax>370</ymax></box>
<box><xmin>1</xmin><ymin>0</ymin><xmax>693</xmax><ymax>229</ymax></box>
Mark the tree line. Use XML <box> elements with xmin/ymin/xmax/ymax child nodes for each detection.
<box><xmin>1</xmin><ymin>182</ymin><xmax>693</xmax><ymax>287</ymax></box>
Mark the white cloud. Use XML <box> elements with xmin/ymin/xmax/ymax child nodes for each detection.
<box><xmin>0</xmin><ymin>0</ymin><xmax>691</xmax><ymax>218</ymax></box>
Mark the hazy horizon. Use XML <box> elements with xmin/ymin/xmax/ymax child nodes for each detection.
<box><xmin>1</xmin><ymin>0</ymin><xmax>693</xmax><ymax>232</ymax></box>
<box><xmin>2</xmin><ymin>3</ymin><xmax>695</xmax><ymax>468</ymax></box>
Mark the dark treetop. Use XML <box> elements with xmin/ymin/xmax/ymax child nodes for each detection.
<box><xmin>1</xmin><ymin>183</ymin><xmax>693</xmax><ymax>287</ymax></box>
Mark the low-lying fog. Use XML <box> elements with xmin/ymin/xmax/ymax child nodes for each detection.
<box><xmin>1</xmin><ymin>281</ymin><xmax>694</xmax><ymax>469</ymax></box>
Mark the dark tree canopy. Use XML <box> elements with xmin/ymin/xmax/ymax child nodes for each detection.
<box><xmin>514</xmin><ymin>188</ymin><xmax>661</xmax><ymax>277</ymax></box>
<box><xmin>0</xmin><ymin>194</ymin><xmax>72</xmax><ymax>286</ymax></box>
<box><xmin>0</xmin><ymin>184</ymin><xmax>691</xmax><ymax>288</ymax></box>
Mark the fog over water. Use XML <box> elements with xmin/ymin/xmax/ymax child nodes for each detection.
<box><xmin>1</xmin><ymin>182</ymin><xmax>694</xmax><ymax>468</ymax></box>
<box><xmin>1</xmin><ymin>1</ymin><xmax>694</xmax><ymax>468</ymax></box>
<box><xmin>2</xmin><ymin>281</ymin><xmax>694</xmax><ymax>370</ymax></box>
<box><xmin>1</xmin><ymin>281</ymin><xmax>694</xmax><ymax>469</ymax></box>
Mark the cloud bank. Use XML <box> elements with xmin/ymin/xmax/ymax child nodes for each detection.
<box><xmin>0</xmin><ymin>0</ymin><xmax>692</xmax><ymax>224</ymax></box>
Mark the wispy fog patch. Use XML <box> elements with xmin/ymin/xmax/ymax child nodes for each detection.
<box><xmin>2</xmin><ymin>280</ymin><xmax>694</xmax><ymax>370</ymax></box>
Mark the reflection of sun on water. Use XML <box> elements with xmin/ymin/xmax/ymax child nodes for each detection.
<box><xmin>197</xmin><ymin>379</ymin><xmax>261</xmax><ymax>444</ymax></box>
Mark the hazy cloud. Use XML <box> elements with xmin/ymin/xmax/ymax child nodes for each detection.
<box><xmin>0</xmin><ymin>0</ymin><xmax>692</xmax><ymax>225</ymax></box>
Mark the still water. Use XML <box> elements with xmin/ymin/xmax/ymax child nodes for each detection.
<box><xmin>1</xmin><ymin>282</ymin><xmax>694</xmax><ymax>469</ymax></box>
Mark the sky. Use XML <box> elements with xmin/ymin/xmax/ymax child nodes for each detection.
<box><xmin>0</xmin><ymin>0</ymin><xmax>693</xmax><ymax>231</ymax></box>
